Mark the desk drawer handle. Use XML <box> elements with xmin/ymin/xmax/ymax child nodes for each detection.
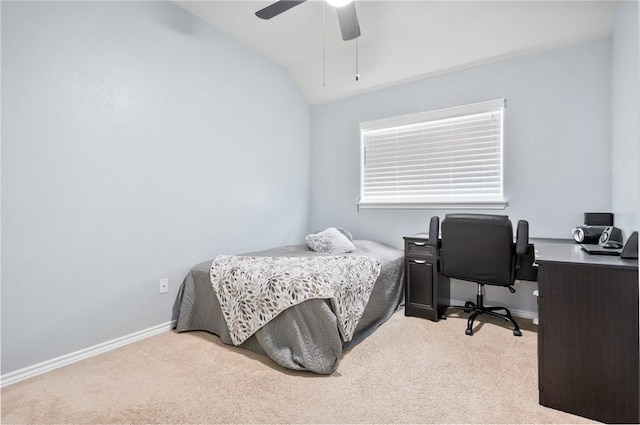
<box><xmin>412</xmin><ymin>242</ymin><xmax>426</xmax><ymax>246</ymax></box>
<box><xmin>413</xmin><ymin>259</ymin><xmax>427</xmax><ymax>264</ymax></box>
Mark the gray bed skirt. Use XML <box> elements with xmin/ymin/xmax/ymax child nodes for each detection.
<box><xmin>172</xmin><ymin>240</ymin><xmax>405</xmax><ymax>374</ymax></box>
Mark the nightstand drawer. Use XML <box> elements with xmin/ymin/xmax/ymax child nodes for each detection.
<box><xmin>404</xmin><ymin>239</ymin><xmax>434</xmax><ymax>257</ymax></box>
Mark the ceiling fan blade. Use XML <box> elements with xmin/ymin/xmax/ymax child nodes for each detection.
<box><xmin>336</xmin><ymin>2</ymin><xmax>361</xmax><ymax>41</ymax></box>
<box><xmin>255</xmin><ymin>0</ymin><xmax>307</xmax><ymax>20</ymax></box>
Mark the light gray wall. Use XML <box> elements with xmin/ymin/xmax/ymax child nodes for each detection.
<box><xmin>1</xmin><ymin>1</ymin><xmax>310</xmax><ymax>374</ymax></box>
<box><xmin>611</xmin><ymin>0</ymin><xmax>640</xmax><ymax>235</ymax></box>
<box><xmin>310</xmin><ymin>38</ymin><xmax>612</xmax><ymax>313</ymax></box>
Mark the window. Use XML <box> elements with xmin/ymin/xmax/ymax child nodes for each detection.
<box><xmin>359</xmin><ymin>99</ymin><xmax>507</xmax><ymax>210</ymax></box>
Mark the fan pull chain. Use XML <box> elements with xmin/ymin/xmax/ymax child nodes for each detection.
<box><xmin>355</xmin><ymin>36</ymin><xmax>359</xmax><ymax>81</ymax></box>
<box><xmin>322</xmin><ymin>1</ymin><xmax>326</xmax><ymax>87</ymax></box>
<box><xmin>355</xmin><ymin>2</ymin><xmax>360</xmax><ymax>82</ymax></box>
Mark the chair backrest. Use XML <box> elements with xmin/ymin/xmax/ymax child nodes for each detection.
<box><xmin>440</xmin><ymin>214</ymin><xmax>516</xmax><ymax>287</ymax></box>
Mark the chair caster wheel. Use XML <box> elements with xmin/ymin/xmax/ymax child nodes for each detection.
<box><xmin>465</xmin><ymin>328</ymin><xmax>473</xmax><ymax>336</ymax></box>
<box><xmin>513</xmin><ymin>329</ymin><xmax>522</xmax><ymax>337</ymax></box>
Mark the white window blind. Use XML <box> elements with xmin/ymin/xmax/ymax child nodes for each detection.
<box><xmin>359</xmin><ymin>99</ymin><xmax>507</xmax><ymax>210</ymax></box>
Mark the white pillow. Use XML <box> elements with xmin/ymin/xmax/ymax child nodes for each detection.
<box><xmin>306</xmin><ymin>227</ymin><xmax>356</xmax><ymax>254</ymax></box>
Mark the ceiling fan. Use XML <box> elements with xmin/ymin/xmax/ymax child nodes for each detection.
<box><xmin>255</xmin><ymin>0</ymin><xmax>361</xmax><ymax>41</ymax></box>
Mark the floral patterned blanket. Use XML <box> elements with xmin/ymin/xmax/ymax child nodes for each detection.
<box><xmin>210</xmin><ymin>255</ymin><xmax>382</xmax><ymax>346</ymax></box>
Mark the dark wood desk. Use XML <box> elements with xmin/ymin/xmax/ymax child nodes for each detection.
<box><xmin>536</xmin><ymin>241</ymin><xmax>639</xmax><ymax>424</ymax></box>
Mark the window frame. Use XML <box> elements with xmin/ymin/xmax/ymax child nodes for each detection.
<box><xmin>358</xmin><ymin>99</ymin><xmax>507</xmax><ymax>210</ymax></box>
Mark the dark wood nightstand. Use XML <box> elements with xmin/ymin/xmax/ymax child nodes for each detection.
<box><xmin>403</xmin><ymin>234</ymin><xmax>450</xmax><ymax>321</ymax></box>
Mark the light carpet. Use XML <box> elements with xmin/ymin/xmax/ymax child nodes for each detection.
<box><xmin>1</xmin><ymin>312</ymin><xmax>596</xmax><ymax>424</ymax></box>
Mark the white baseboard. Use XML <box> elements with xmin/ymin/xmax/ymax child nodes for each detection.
<box><xmin>1</xmin><ymin>320</ymin><xmax>176</xmax><ymax>388</ymax></box>
<box><xmin>443</xmin><ymin>298</ymin><xmax>538</xmax><ymax>321</ymax></box>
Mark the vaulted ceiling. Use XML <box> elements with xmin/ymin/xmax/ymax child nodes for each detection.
<box><xmin>174</xmin><ymin>1</ymin><xmax>616</xmax><ymax>105</ymax></box>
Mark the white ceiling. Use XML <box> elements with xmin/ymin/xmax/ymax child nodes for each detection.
<box><xmin>174</xmin><ymin>0</ymin><xmax>616</xmax><ymax>105</ymax></box>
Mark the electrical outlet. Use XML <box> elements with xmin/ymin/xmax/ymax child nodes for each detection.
<box><xmin>159</xmin><ymin>278</ymin><xmax>169</xmax><ymax>294</ymax></box>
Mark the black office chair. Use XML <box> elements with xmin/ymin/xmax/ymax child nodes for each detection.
<box><xmin>435</xmin><ymin>213</ymin><xmax>530</xmax><ymax>337</ymax></box>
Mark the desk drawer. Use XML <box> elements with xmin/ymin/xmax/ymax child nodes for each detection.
<box><xmin>405</xmin><ymin>239</ymin><xmax>434</xmax><ymax>258</ymax></box>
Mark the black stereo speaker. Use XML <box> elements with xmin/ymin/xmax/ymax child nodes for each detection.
<box><xmin>572</xmin><ymin>225</ymin><xmax>607</xmax><ymax>243</ymax></box>
<box><xmin>621</xmin><ymin>231</ymin><xmax>638</xmax><ymax>259</ymax></box>
<box><xmin>598</xmin><ymin>226</ymin><xmax>623</xmax><ymax>248</ymax></box>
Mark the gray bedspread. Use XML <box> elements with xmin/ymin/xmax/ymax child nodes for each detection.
<box><xmin>173</xmin><ymin>240</ymin><xmax>405</xmax><ymax>374</ymax></box>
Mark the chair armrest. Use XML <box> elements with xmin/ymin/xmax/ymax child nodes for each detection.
<box><xmin>516</xmin><ymin>220</ymin><xmax>529</xmax><ymax>256</ymax></box>
<box><xmin>428</xmin><ymin>216</ymin><xmax>440</xmax><ymax>251</ymax></box>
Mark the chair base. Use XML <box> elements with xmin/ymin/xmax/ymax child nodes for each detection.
<box><xmin>440</xmin><ymin>284</ymin><xmax>522</xmax><ymax>337</ymax></box>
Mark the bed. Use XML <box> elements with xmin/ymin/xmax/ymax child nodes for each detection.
<box><xmin>173</xmin><ymin>239</ymin><xmax>405</xmax><ymax>374</ymax></box>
